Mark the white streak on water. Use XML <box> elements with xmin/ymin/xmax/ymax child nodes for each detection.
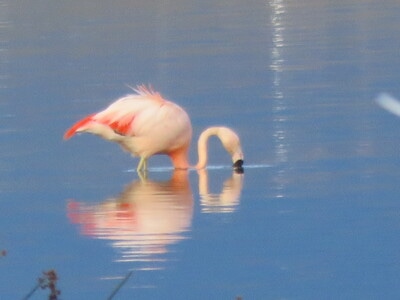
<box><xmin>124</xmin><ymin>164</ymin><xmax>271</xmax><ymax>173</ymax></box>
<box><xmin>375</xmin><ymin>93</ymin><xmax>400</xmax><ymax>117</ymax></box>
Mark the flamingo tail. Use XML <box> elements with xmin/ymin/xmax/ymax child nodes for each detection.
<box><xmin>64</xmin><ymin>114</ymin><xmax>95</xmax><ymax>140</ymax></box>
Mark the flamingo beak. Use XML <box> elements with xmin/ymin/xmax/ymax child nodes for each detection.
<box><xmin>231</xmin><ymin>146</ymin><xmax>244</xmax><ymax>173</ymax></box>
<box><xmin>233</xmin><ymin>159</ymin><xmax>244</xmax><ymax>174</ymax></box>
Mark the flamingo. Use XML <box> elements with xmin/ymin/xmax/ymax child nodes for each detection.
<box><xmin>64</xmin><ymin>85</ymin><xmax>244</xmax><ymax>172</ymax></box>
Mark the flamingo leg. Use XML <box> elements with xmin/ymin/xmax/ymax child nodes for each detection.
<box><xmin>137</xmin><ymin>169</ymin><xmax>148</xmax><ymax>182</ymax></box>
<box><xmin>136</xmin><ymin>157</ymin><xmax>148</xmax><ymax>172</ymax></box>
<box><xmin>144</xmin><ymin>159</ymin><xmax>148</xmax><ymax>170</ymax></box>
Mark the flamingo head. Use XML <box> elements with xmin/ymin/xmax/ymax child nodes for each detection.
<box><xmin>217</xmin><ymin>127</ymin><xmax>244</xmax><ymax>173</ymax></box>
<box><xmin>232</xmin><ymin>147</ymin><xmax>244</xmax><ymax>174</ymax></box>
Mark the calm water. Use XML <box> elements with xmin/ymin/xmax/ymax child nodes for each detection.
<box><xmin>1</xmin><ymin>0</ymin><xmax>400</xmax><ymax>299</ymax></box>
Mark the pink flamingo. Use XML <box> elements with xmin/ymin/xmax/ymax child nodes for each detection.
<box><xmin>64</xmin><ymin>85</ymin><xmax>244</xmax><ymax>172</ymax></box>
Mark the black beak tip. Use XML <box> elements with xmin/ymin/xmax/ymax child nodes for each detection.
<box><xmin>233</xmin><ymin>159</ymin><xmax>244</xmax><ymax>174</ymax></box>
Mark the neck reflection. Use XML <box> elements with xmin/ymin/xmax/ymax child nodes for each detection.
<box><xmin>197</xmin><ymin>169</ymin><xmax>244</xmax><ymax>213</ymax></box>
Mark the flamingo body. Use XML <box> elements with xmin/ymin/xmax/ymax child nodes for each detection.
<box><xmin>64</xmin><ymin>85</ymin><xmax>243</xmax><ymax>171</ymax></box>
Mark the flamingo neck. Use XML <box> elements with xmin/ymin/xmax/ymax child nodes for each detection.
<box><xmin>195</xmin><ymin>127</ymin><xmax>221</xmax><ymax>169</ymax></box>
<box><xmin>171</xmin><ymin>126</ymin><xmax>241</xmax><ymax>170</ymax></box>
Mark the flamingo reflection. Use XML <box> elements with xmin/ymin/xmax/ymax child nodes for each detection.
<box><xmin>67</xmin><ymin>170</ymin><xmax>193</xmax><ymax>269</ymax></box>
<box><xmin>67</xmin><ymin>169</ymin><xmax>244</xmax><ymax>269</ymax></box>
<box><xmin>198</xmin><ymin>169</ymin><xmax>244</xmax><ymax>213</ymax></box>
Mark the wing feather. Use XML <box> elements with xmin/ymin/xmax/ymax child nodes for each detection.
<box><xmin>64</xmin><ymin>85</ymin><xmax>173</xmax><ymax>139</ymax></box>
<box><xmin>93</xmin><ymin>85</ymin><xmax>168</xmax><ymax>136</ymax></box>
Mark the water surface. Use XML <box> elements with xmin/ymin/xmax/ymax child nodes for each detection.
<box><xmin>1</xmin><ymin>0</ymin><xmax>400</xmax><ymax>299</ymax></box>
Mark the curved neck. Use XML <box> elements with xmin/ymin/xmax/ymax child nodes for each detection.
<box><xmin>170</xmin><ymin>126</ymin><xmax>241</xmax><ymax>170</ymax></box>
<box><xmin>195</xmin><ymin>127</ymin><xmax>221</xmax><ymax>169</ymax></box>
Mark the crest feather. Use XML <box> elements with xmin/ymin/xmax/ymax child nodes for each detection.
<box><xmin>126</xmin><ymin>84</ymin><xmax>166</xmax><ymax>104</ymax></box>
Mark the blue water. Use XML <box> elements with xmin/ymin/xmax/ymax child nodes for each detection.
<box><xmin>1</xmin><ymin>0</ymin><xmax>400</xmax><ymax>299</ymax></box>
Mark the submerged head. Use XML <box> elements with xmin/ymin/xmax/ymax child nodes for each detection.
<box><xmin>196</xmin><ymin>126</ymin><xmax>244</xmax><ymax>171</ymax></box>
<box><xmin>231</xmin><ymin>144</ymin><xmax>244</xmax><ymax>173</ymax></box>
<box><xmin>217</xmin><ymin>127</ymin><xmax>244</xmax><ymax>172</ymax></box>
<box><xmin>233</xmin><ymin>159</ymin><xmax>244</xmax><ymax>174</ymax></box>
